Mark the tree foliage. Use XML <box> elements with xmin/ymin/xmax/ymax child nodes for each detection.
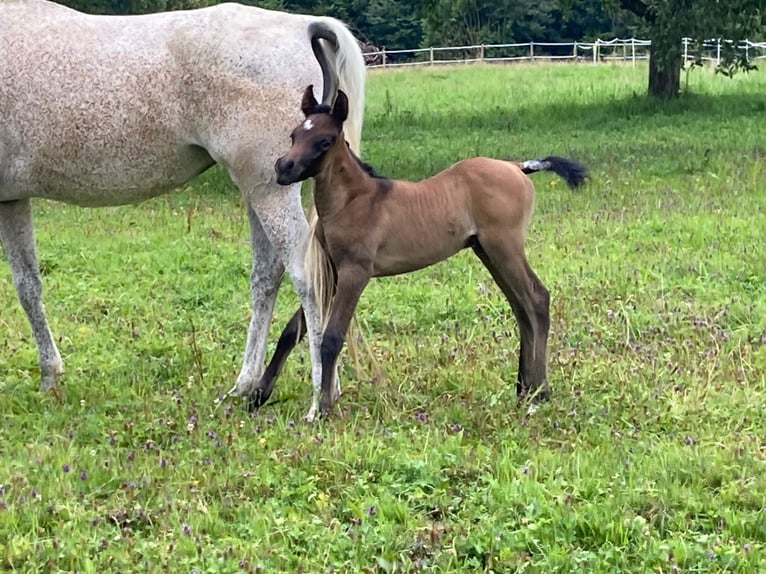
<box><xmin>602</xmin><ymin>0</ymin><xmax>766</xmax><ymax>96</ymax></box>
<box><xmin>280</xmin><ymin>0</ymin><xmax>423</xmax><ymax>49</ymax></box>
<box><xmin>418</xmin><ymin>0</ymin><xmax>641</xmax><ymax>48</ymax></box>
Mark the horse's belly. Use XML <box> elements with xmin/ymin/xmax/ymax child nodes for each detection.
<box><xmin>1</xmin><ymin>145</ymin><xmax>215</xmax><ymax>207</ymax></box>
<box><xmin>372</xmin><ymin>236</ymin><xmax>468</xmax><ymax>277</ymax></box>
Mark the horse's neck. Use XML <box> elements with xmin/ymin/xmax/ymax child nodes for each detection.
<box><xmin>314</xmin><ymin>150</ymin><xmax>370</xmax><ymax>217</ymax></box>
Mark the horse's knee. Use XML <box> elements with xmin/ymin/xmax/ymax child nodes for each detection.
<box><xmin>249</xmin><ymin>265</ymin><xmax>282</xmax><ymax>300</ymax></box>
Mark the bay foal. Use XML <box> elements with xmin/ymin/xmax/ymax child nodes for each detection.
<box><xmin>261</xmin><ymin>85</ymin><xmax>587</xmax><ymax>417</ymax></box>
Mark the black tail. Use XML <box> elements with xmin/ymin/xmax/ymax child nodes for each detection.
<box><xmin>520</xmin><ymin>156</ymin><xmax>588</xmax><ymax>189</ymax></box>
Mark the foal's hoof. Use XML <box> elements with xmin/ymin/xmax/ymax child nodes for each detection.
<box><xmin>518</xmin><ymin>383</ymin><xmax>551</xmax><ymax>403</ymax></box>
<box><xmin>319</xmin><ymin>398</ymin><xmax>335</xmax><ymax>419</ymax></box>
<box><xmin>246</xmin><ymin>388</ymin><xmax>271</xmax><ymax>413</ymax></box>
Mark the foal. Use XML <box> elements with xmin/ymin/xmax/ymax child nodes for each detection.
<box><xmin>261</xmin><ymin>85</ymin><xmax>587</xmax><ymax>417</ymax></box>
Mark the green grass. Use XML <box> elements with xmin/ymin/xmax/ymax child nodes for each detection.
<box><xmin>1</xmin><ymin>62</ymin><xmax>766</xmax><ymax>572</ymax></box>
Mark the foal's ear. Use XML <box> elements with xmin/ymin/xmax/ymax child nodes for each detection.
<box><xmin>332</xmin><ymin>90</ymin><xmax>349</xmax><ymax>124</ymax></box>
<box><xmin>301</xmin><ymin>85</ymin><xmax>319</xmax><ymax>117</ymax></box>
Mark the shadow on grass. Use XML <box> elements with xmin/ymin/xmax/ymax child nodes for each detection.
<box><xmin>366</xmin><ymin>91</ymin><xmax>766</xmax><ymax>135</ymax></box>
<box><xmin>362</xmin><ymin>90</ymin><xmax>766</xmax><ymax>181</ymax></box>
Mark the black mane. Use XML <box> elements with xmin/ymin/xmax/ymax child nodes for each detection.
<box><xmin>347</xmin><ymin>142</ymin><xmax>388</xmax><ymax>180</ymax></box>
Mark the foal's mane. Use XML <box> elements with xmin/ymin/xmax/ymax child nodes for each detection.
<box><xmin>346</xmin><ymin>142</ymin><xmax>387</xmax><ymax>180</ymax></box>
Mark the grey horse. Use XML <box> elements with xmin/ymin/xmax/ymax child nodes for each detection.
<box><xmin>0</xmin><ymin>0</ymin><xmax>365</xmax><ymax>421</ymax></box>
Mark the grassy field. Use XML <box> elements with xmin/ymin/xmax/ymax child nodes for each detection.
<box><xmin>1</xmin><ymin>62</ymin><xmax>765</xmax><ymax>572</ymax></box>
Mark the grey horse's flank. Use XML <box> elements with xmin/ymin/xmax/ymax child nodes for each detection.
<box><xmin>0</xmin><ymin>0</ymin><xmax>366</xmax><ymax>421</ymax></box>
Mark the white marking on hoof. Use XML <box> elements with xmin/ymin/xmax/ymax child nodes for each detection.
<box><xmin>226</xmin><ymin>381</ymin><xmax>253</xmax><ymax>398</ymax></box>
<box><xmin>303</xmin><ymin>119</ymin><xmax>314</xmax><ymax>131</ymax></box>
<box><xmin>303</xmin><ymin>406</ymin><xmax>317</xmax><ymax>423</ymax></box>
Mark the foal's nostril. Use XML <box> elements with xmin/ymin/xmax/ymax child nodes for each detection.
<box><xmin>275</xmin><ymin>157</ymin><xmax>294</xmax><ymax>174</ymax></box>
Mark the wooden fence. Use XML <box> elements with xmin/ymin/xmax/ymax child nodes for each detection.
<box><xmin>363</xmin><ymin>38</ymin><xmax>766</xmax><ymax>68</ymax></box>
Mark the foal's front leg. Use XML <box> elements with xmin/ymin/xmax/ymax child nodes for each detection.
<box><xmin>0</xmin><ymin>199</ymin><xmax>63</xmax><ymax>390</ymax></box>
<box><xmin>319</xmin><ymin>262</ymin><xmax>371</xmax><ymax>417</ymax></box>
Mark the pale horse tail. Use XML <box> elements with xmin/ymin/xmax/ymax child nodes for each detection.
<box><xmin>303</xmin><ymin>19</ymin><xmax>372</xmax><ymax>369</ymax></box>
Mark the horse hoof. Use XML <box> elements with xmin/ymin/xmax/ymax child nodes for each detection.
<box><xmin>246</xmin><ymin>391</ymin><xmax>262</xmax><ymax>413</ymax></box>
<box><xmin>519</xmin><ymin>385</ymin><xmax>551</xmax><ymax>403</ymax></box>
<box><xmin>319</xmin><ymin>398</ymin><xmax>334</xmax><ymax>419</ymax></box>
<box><xmin>246</xmin><ymin>388</ymin><xmax>272</xmax><ymax>412</ymax></box>
<box><xmin>39</xmin><ymin>372</ymin><xmax>61</xmax><ymax>392</ymax></box>
<box><xmin>303</xmin><ymin>408</ymin><xmax>317</xmax><ymax>423</ymax></box>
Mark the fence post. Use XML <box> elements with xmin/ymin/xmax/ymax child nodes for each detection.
<box><xmin>593</xmin><ymin>39</ymin><xmax>598</xmax><ymax>64</ymax></box>
<box><xmin>382</xmin><ymin>48</ymin><xmax>387</xmax><ymax>68</ymax></box>
<box><xmin>529</xmin><ymin>41</ymin><xmax>534</xmax><ymax>61</ymax></box>
<box><xmin>716</xmin><ymin>39</ymin><xmax>721</xmax><ymax>64</ymax></box>
<box><xmin>573</xmin><ymin>40</ymin><xmax>578</xmax><ymax>61</ymax></box>
<box><xmin>429</xmin><ymin>46</ymin><xmax>434</xmax><ymax>65</ymax></box>
<box><xmin>683</xmin><ymin>37</ymin><xmax>688</xmax><ymax>64</ymax></box>
<box><xmin>479</xmin><ymin>44</ymin><xmax>484</xmax><ymax>62</ymax></box>
<box><xmin>631</xmin><ymin>38</ymin><xmax>636</xmax><ymax>65</ymax></box>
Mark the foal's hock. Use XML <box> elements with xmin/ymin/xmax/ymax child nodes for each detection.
<box><xmin>252</xmin><ymin>85</ymin><xmax>588</xmax><ymax>417</ymax></box>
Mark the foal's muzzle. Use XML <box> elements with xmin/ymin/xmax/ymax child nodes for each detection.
<box><xmin>275</xmin><ymin>156</ymin><xmax>298</xmax><ymax>186</ymax></box>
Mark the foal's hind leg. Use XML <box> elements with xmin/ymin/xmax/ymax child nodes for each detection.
<box><xmin>472</xmin><ymin>236</ymin><xmax>551</xmax><ymax>401</ymax></box>
<box><xmin>0</xmin><ymin>199</ymin><xmax>63</xmax><ymax>390</ymax></box>
<box><xmin>247</xmin><ymin>307</ymin><xmax>306</xmax><ymax>411</ymax></box>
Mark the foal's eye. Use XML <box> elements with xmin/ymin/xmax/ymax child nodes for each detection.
<box><xmin>318</xmin><ymin>137</ymin><xmax>334</xmax><ymax>151</ymax></box>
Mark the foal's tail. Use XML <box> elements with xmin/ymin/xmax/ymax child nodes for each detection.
<box><xmin>517</xmin><ymin>156</ymin><xmax>588</xmax><ymax>189</ymax></box>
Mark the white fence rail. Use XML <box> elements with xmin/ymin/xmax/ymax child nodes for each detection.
<box><xmin>364</xmin><ymin>38</ymin><xmax>766</xmax><ymax>68</ymax></box>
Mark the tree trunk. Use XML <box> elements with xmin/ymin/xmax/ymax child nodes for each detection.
<box><xmin>648</xmin><ymin>33</ymin><xmax>682</xmax><ymax>98</ymax></box>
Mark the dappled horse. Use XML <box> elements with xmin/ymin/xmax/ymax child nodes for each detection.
<box><xmin>253</xmin><ymin>85</ymin><xmax>588</xmax><ymax>417</ymax></box>
<box><xmin>0</xmin><ymin>0</ymin><xmax>365</xmax><ymax>421</ymax></box>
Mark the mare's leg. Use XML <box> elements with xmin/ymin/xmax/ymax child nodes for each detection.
<box><xmin>247</xmin><ymin>306</ymin><xmax>306</xmax><ymax>411</ymax></box>
<box><xmin>0</xmin><ymin>199</ymin><xmax>63</xmax><ymax>390</ymax></box>
<box><xmin>247</xmin><ymin>185</ymin><xmax>330</xmax><ymax>422</ymax></box>
<box><xmin>228</xmin><ymin>203</ymin><xmax>284</xmax><ymax>398</ymax></box>
<box><xmin>471</xmin><ymin>237</ymin><xmax>551</xmax><ymax>401</ymax></box>
<box><xmin>319</xmin><ymin>262</ymin><xmax>370</xmax><ymax>417</ymax></box>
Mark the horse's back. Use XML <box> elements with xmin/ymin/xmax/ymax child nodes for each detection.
<box><xmin>425</xmin><ymin>157</ymin><xmax>536</xmax><ymax>233</ymax></box>
<box><xmin>0</xmin><ymin>1</ymin><xmax>323</xmax><ymax>205</ymax></box>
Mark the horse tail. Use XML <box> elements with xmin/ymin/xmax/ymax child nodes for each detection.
<box><xmin>517</xmin><ymin>156</ymin><xmax>588</xmax><ymax>189</ymax></box>
<box><xmin>306</xmin><ymin>19</ymin><xmax>365</xmax><ymax>153</ymax></box>
<box><xmin>303</xmin><ymin>18</ymin><xmax>366</xmax><ymax>345</ymax></box>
